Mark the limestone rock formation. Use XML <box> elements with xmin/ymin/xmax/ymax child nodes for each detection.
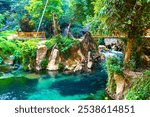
<box><xmin>35</xmin><ymin>45</ymin><xmax>47</xmax><ymax>71</ymax></box>
<box><xmin>47</xmin><ymin>47</ymin><xmax>60</xmax><ymax>71</ymax></box>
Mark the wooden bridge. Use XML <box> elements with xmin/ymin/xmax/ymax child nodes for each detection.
<box><xmin>17</xmin><ymin>31</ymin><xmax>46</xmax><ymax>40</ymax></box>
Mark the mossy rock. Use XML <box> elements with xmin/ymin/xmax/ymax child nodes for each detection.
<box><xmin>25</xmin><ymin>73</ymin><xmax>41</xmax><ymax>79</ymax></box>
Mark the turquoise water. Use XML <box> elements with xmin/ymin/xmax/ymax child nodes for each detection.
<box><xmin>0</xmin><ymin>65</ymin><xmax>107</xmax><ymax>100</ymax></box>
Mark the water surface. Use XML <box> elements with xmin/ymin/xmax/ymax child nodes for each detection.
<box><xmin>0</xmin><ymin>65</ymin><xmax>107</xmax><ymax>100</ymax></box>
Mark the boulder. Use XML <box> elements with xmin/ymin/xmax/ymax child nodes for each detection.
<box><xmin>114</xmin><ymin>73</ymin><xmax>127</xmax><ymax>100</ymax></box>
<box><xmin>98</xmin><ymin>45</ymin><xmax>108</xmax><ymax>52</ymax></box>
<box><xmin>47</xmin><ymin>48</ymin><xmax>60</xmax><ymax>71</ymax></box>
<box><xmin>35</xmin><ymin>45</ymin><xmax>47</xmax><ymax>71</ymax></box>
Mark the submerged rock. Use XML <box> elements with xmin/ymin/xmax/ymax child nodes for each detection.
<box><xmin>25</xmin><ymin>73</ymin><xmax>41</xmax><ymax>79</ymax></box>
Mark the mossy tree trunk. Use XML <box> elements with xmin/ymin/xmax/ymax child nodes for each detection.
<box><xmin>123</xmin><ymin>31</ymin><xmax>143</xmax><ymax>69</ymax></box>
<box><xmin>124</xmin><ymin>38</ymin><xmax>133</xmax><ymax>64</ymax></box>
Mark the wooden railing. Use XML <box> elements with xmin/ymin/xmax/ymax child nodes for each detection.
<box><xmin>17</xmin><ymin>32</ymin><xmax>46</xmax><ymax>40</ymax></box>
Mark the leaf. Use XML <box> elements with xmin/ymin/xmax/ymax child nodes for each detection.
<box><xmin>128</xmin><ymin>20</ymin><xmax>131</xmax><ymax>24</ymax></box>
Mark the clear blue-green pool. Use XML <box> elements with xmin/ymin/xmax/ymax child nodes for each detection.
<box><xmin>0</xmin><ymin>65</ymin><xmax>107</xmax><ymax>100</ymax></box>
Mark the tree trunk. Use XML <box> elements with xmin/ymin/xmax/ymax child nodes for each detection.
<box><xmin>124</xmin><ymin>38</ymin><xmax>133</xmax><ymax>64</ymax></box>
<box><xmin>52</xmin><ymin>13</ymin><xmax>59</xmax><ymax>35</ymax></box>
<box><xmin>67</xmin><ymin>18</ymin><xmax>74</xmax><ymax>38</ymax></box>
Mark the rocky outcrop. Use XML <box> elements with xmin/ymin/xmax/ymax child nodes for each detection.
<box><xmin>31</xmin><ymin>32</ymin><xmax>99</xmax><ymax>72</ymax></box>
<box><xmin>35</xmin><ymin>45</ymin><xmax>47</xmax><ymax>71</ymax></box>
<box><xmin>47</xmin><ymin>47</ymin><xmax>61</xmax><ymax>71</ymax></box>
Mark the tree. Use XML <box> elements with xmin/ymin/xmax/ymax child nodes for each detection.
<box><xmin>69</xmin><ymin>0</ymin><xmax>95</xmax><ymax>24</ymax></box>
<box><xmin>92</xmin><ymin>0</ymin><xmax>150</xmax><ymax>68</ymax></box>
<box><xmin>25</xmin><ymin>0</ymin><xmax>62</xmax><ymax>23</ymax></box>
<box><xmin>24</xmin><ymin>0</ymin><xmax>62</xmax><ymax>34</ymax></box>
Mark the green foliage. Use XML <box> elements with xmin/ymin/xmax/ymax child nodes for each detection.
<box><xmin>45</xmin><ymin>37</ymin><xmax>58</xmax><ymax>49</ymax></box>
<box><xmin>124</xmin><ymin>59</ymin><xmax>136</xmax><ymax>71</ymax></box>
<box><xmin>144</xmin><ymin>70</ymin><xmax>150</xmax><ymax>77</ymax></box>
<box><xmin>106</xmin><ymin>57</ymin><xmax>123</xmax><ymax>93</ymax></box>
<box><xmin>0</xmin><ymin>30</ymin><xmax>16</xmax><ymax>38</ymax></box>
<box><xmin>126</xmin><ymin>77</ymin><xmax>150</xmax><ymax>100</ymax></box>
<box><xmin>25</xmin><ymin>0</ymin><xmax>62</xmax><ymax>25</ymax></box>
<box><xmin>0</xmin><ymin>14</ymin><xmax>4</xmax><ymax>28</ymax></box>
<box><xmin>45</xmin><ymin>35</ymin><xmax>80</xmax><ymax>58</ymax></box>
<box><xmin>0</xmin><ymin>57</ymin><xmax>3</xmax><ymax>64</ymax></box>
<box><xmin>41</xmin><ymin>58</ymin><xmax>48</xmax><ymax>69</ymax></box>
<box><xmin>13</xmin><ymin>40</ymin><xmax>38</xmax><ymax>70</ymax></box>
<box><xmin>91</xmin><ymin>0</ymin><xmax>150</xmax><ymax>35</ymax></box>
<box><xmin>106</xmin><ymin>57</ymin><xmax>123</xmax><ymax>76</ymax></box>
<box><xmin>0</xmin><ymin>37</ymin><xmax>18</xmax><ymax>59</ymax></box>
<box><xmin>58</xmin><ymin>62</ymin><xmax>65</xmax><ymax>72</ymax></box>
<box><xmin>70</xmin><ymin>0</ymin><xmax>95</xmax><ymax>24</ymax></box>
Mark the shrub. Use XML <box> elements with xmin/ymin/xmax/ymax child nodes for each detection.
<box><xmin>41</xmin><ymin>58</ymin><xmax>48</xmax><ymax>69</ymax></box>
<box><xmin>45</xmin><ymin>35</ymin><xmax>80</xmax><ymax>59</ymax></box>
<box><xmin>106</xmin><ymin>57</ymin><xmax>123</xmax><ymax>76</ymax></box>
<box><xmin>106</xmin><ymin>57</ymin><xmax>123</xmax><ymax>93</ymax></box>
<box><xmin>144</xmin><ymin>70</ymin><xmax>150</xmax><ymax>77</ymax></box>
<box><xmin>125</xmin><ymin>77</ymin><xmax>150</xmax><ymax>100</ymax></box>
<box><xmin>45</xmin><ymin>37</ymin><xmax>58</xmax><ymax>49</ymax></box>
<box><xmin>13</xmin><ymin>40</ymin><xmax>38</xmax><ymax>70</ymax></box>
<box><xmin>0</xmin><ymin>37</ymin><xmax>18</xmax><ymax>59</ymax></box>
<box><xmin>58</xmin><ymin>62</ymin><xmax>65</xmax><ymax>72</ymax></box>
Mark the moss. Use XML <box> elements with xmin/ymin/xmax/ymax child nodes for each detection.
<box><xmin>125</xmin><ymin>77</ymin><xmax>150</xmax><ymax>100</ymax></box>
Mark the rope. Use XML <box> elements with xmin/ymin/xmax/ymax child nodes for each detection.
<box><xmin>36</xmin><ymin>0</ymin><xmax>49</xmax><ymax>35</ymax></box>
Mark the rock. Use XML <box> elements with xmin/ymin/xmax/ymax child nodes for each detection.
<box><xmin>87</xmin><ymin>51</ymin><xmax>93</xmax><ymax>69</ymax></box>
<box><xmin>47</xmin><ymin>48</ymin><xmax>60</xmax><ymax>71</ymax></box>
<box><xmin>74</xmin><ymin>62</ymin><xmax>83</xmax><ymax>72</ymax></box>
<box><xmin>77</xmin><ymin>49</ymin><xmax>86</xmax><ymax>61</ymax></box>
<box><xmin>98</xmin><ymin>45</ymin><xmax>108</xmax><ymax>53</ymax></box>
<box><xmin>35</xmin><ymin>45</ymin><xmax>47</xmax><ymax>71</ymax></box>
<box><xmin>114</xmin><ymin>73</ymin><xmax>126</xmax><ymax>100</ymax></box>
<box><xmin>81</xmin><ymin>32</ymin><xmax>98</xmax><ymax>54</ymax></box>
